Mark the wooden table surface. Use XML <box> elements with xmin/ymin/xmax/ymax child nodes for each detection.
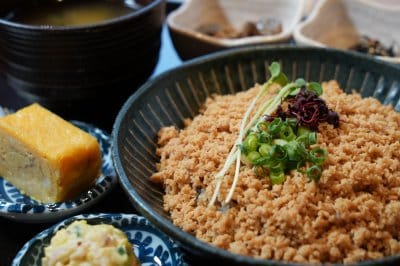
<box><xmin>0</xmin><ymin>4</ymin><xmax>183</xmax><ymax>265</ymax></box>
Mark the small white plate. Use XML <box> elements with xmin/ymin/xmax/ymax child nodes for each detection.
<box><xmin>0</xmin><ymin>120</ymin><xmax>117</xmax><ymax>223</ymax></box>
<box><xmin>12</xmin><ymin>213</ymin><xmax>186</xmax><ymax>266</ymax></box>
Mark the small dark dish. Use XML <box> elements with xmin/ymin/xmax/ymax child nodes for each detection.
<box><xmin>0</xmin><ymin>0</ymin><xmax>165</xmax><ymax>129</ymax></box>
<box><xmin>112</xmin><ymin>46</ymin><xmax>400</xmax><ymax>265</ymax></box>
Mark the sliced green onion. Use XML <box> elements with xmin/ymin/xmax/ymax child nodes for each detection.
<box><xmin>279</xmin><ymin>124</ymin><xmax>296</xmax><ymax>141</ymax></box>
<box><xmin>297</xmin><ymin>143</ymin><xmax>309</xmax><ymax>159</ymax></box>
<box><xmin>259</xmin><ymin>143</ymin><xmax>272</xmax><ymax>157</ymax></box>
<box><xmin>284</xmin><ymin>141</ymin><xmax>299</xmax><ymax>161</ymax></box>
<box><xmin>270</xmin><ymin>171</ymin><xmax>286</xmax><ymax>184</ymax></box>
<box><xmin>286</xmin><ymin>118</ymin><xmax>298</xmax><ymax>129</ymax></box>
<box><xmin>247</xmin><ymin>151</ymin><xmax>261</xmax><ymax>164</ymax></box>
<box><xmin>285</xmin><ymin>141</ymin><xmax>306</xmax><ymax>161</ymax></box>
<box><xmin>309</xmin><ymin>147</ymin><xmax>327</xmax><ymax>165</ymax></box>
<box><xmin>306</xmin><ymin>165</ymin><xmax>322</xmax><ymax>180</ymax></box>
<box><xmin>253</xmin><ymin>156</ymin><xmax>268</xmax><ymax>166</ymax></box>
<box><xmin>308</xmin><ymin>132</ymin><xmax>317</xmax><ymax>145</ymax></box>
<box><xmin>296</xmin><ymin>134</ymin><xmax>308</xmax><ymax>146</ymax></box>
<box><xmin>243</xmin><ymin>133</ymin><xmax>258</xmax><ymax>152</ymax></box>
<box><xmin>267</xmin><ymin>160</ymin><xmax>284</xmax><ymax>174</ymax></box>
<box><xmin>296</xmin><ymin>161</ymin><xmax>306</xmax><ymax>173</ymax></box>
<box><xmin>268</xmin><ymin>144</ymin><xmax>288</xmax><ymax>162</ymax></box>
<box><xmin>258</xmin><ymin>131</ymin><xmax>272</xmax><ymax>144</ymax></box>
<box><xmin>257</xmin><ymin>122</ymin><xmax>269</xmax><ymax>132</ymax></box>
<box><xmin>273</xmin><ymin>139</ymin><xmax>288</xmax><ymax>146</ymax></box>
<box><xmin>297</xmin><ymin>126</ymin><xmax>311</xmax><ymax>137</ymax></box>
<box><xmin>268</xmin><ymin>118</ymin><xmax>283</xmax><ymax>135</ymax></box>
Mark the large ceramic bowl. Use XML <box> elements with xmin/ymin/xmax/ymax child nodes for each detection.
<box><xmin>0</xmin><ymin>0</ymin><xmax>165</xmax><ymax>129</ymax></box>
<box><xmin>112</xmin><ymin>45</ymin><xmax>400</xmax><ymax>265</ymax></box>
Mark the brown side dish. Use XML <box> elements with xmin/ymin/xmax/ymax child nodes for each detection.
<box><xmin>350</xmin><ymin>36</ymin><xmax>398</xmax><ymax>57</ymax></box>
<box><xmin>196</xmin><ymin>18</ymin><xmax>282</xmax><ymax>39</ymax></box>
<box><xmin>151</xmin><ymin>80</ymin><xmax>400</xmax><ymax>264</ymax></box>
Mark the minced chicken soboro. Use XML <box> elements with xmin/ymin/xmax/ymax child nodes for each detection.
<box><xmin>151</xmin><ymin>81</ymin><xmax>400</xmax><ymax>264</ymax></box>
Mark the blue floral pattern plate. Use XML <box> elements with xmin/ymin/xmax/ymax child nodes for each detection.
<box><xmin>12</xmin><ymin>213</ymin><xmax>186</xmax><ymax>266</ymax></box>
<box><xmin>0</xmin><ymin>120</ymin><xmax>117</xmax><ymax>223</ymax></box>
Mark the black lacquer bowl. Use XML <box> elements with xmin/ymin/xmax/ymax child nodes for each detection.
<box><xmin>0</xmin><ymin>0</ymin><xmax>165</xmax><ymax>129</ymax></box>
<box><xmin>112</xmin><ymin>46</ymin><xmax>400</xmax><ymax>265</ymax></box>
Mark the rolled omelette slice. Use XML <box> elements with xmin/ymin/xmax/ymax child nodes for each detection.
<box><xmin>0</xmin><ymin>103</ymin><xmax>102</xmax><ymax>203</ymax></box>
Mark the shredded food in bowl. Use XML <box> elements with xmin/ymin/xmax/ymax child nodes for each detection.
<box><xmin>151</xmin><ymin>77</ymin><xmax>400</xmax><ymax>264</ymax></box>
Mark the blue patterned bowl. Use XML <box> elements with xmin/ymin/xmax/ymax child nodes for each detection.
<box><xmin>0</xmin><ymin>120</ymin><xmax>117</xmax><ymax>223</ymax></box>
<box><xmin>113</xmin><ymin>45</ymin><xmax>400</xmax><ymax>265</ymax></box>
<box><xmin>12</xmin><ymin>213</ymin><xmax>186</xmax><ymax>266</ymax></box>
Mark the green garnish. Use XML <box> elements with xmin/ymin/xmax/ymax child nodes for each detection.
<box><xmin>208</xmin><ymin>62</ymin><xmax>339</xmax><ymax>207</ymax></box>
<box><xmin>309</xmin><ymin>147</ymin><xmax>327</xmax><ymax>165</ymax></box>
<box><xmin>243</xmin><ymin>133</ymin><xmax>258</xmax><ymax>152</ymax></box>
<box><xmin>243</xmin><ymin>117</ymin><xmax>327</xmax><ymax>184</ymax></box>
<box><xmin>72</xmin><ymin>225</ymin><xmax>82</xmax><ymax>237</ymax></box>
<box><xmin>117</xmin><ymin>246</ymin><xmax>126</xmax><ymax>255</ymax></box>
<box><xmin>270</xmin><ymin>171</ymin><xmax>286</xmax><ymax>185</ymax></box>
<box><xmin>306</xmin><ymin>165</ymin><xmax>323</xmax><ymax>180</ymax></box>
<box><xmin>307</xmin><ymin>82</ymin><xmax>323</xmax><ymax>96</ymax></box>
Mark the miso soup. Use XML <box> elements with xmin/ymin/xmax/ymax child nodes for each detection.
<box><xmin>7</xmin><ymin>0</ymin><xmax>141</xmax><ymax>26</ymax></box>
